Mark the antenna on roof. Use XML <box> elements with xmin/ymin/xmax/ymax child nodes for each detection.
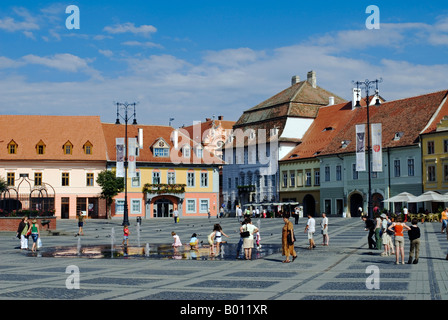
<box><xmin>169</xmin><ymin>118</ymin><xmax>175</xmax><ymax>127</ymax></box>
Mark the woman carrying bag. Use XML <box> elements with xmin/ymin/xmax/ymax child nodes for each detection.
<box><xmin>282</xmin><ymin>213</ymin><xmax>297</xmax><ymax>263</ymax></box>
<box><xmin>239</xmin><ymin>217</ymin><xmax>258</xmax><ymax>260</ymax></box>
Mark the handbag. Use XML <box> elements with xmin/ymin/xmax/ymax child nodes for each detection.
<box><xmin>240</xmin><ymin>225</ymin><xmax>250</xmax><ymax>238</ymax></box>
<box><xmin>287</xmin><ymin>230</ymin><xmax>296</xmax><ymax>245</ymax></box>
<box><xmin>37</xmin><ymin>237</ymin><xmax>42</xmax><ymax>249</ymax></box>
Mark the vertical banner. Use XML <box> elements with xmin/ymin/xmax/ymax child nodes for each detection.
<box><xmin>356</xmin><ymin>124</ymin><xmax>366</xmax><ymax>171</ymax></box>
<box><xmin>128</xmin><ymin>137</ymin><xmax>137</xmax><ymax>178</ymax></box>
<box><xmin>371</xmin><ymin>123</ymin><xmax>382</xmax><ymax>172</ymax></box>
<box><xmin>116</xmin><ymin>138</ymin><xmax>125</xmax><ymax>177</ymax></box>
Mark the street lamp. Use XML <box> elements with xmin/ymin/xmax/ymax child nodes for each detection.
<box><xmin>115</xmin><ymin>102</ymin><xmax>137</xmax><ymax>227</ymax></box>
<box><xmin>352</xmin><ymin>78</ymin><xmax>382</xmax><ymax>219</ymax></box>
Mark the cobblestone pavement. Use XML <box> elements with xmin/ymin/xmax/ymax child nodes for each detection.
<box><xmin>1</xmin><ymin>216</ymin><xmax>447</xmax><ymax>302</ymax></box>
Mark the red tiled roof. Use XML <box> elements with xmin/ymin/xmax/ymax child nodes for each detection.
<box><xmin>0</xmin><ymin>115</ymin><xmax>106</xmax><ymax>161</ymax></box>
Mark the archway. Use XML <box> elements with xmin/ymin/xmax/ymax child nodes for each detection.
<box><xmin>302</xmin><ymin>194</ymin><xmax>315</xmax><ymax>217</ymax></box>
<box><xmin>349</xmin><ymin>192</ymin><xmax>364</xmax><ymax>217</ymax></box>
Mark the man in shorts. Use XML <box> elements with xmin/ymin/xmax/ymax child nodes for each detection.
<box><xmin>305</xmin><ymin>213</ymin><xmax>316</xmax><ymax>249</ymax></box>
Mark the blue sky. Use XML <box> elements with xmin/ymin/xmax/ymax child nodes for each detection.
<box><xmin>1</xmin><ymin>0</ymin><xmax>448</xmax><ymax>126</ymax></box>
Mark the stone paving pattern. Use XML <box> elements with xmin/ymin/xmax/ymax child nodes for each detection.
<box><xmin>1</xmin><ymin>216</ymin><xmax>447</xmax><ymax>300</ymax></box>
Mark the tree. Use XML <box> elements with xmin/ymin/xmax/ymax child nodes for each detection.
<box><xmin>96</xmin><ymin>170</ymin><xmax>124</xmax><ymax>219</ymax></box>
<box><xmin>0</xmin><ymin>176</ymin><xmax>7</xmax><ymax>193</ymax></box>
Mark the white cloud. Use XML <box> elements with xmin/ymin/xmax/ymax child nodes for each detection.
<box><xmin>103</xmin><ymin>22</ymin><xmax>157</xmax><ymax>36</ymax></box>
<box><xmin>121</xmin><ymin>41</ymin><xmax>163</xmax><ymax>49</ymax></box>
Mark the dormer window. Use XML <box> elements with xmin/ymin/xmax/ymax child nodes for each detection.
<box><xmin>393</xmin><ymin>132</ymin><xmax>404</xmax><ymax>141</ymax></box>
<box><xmin>36</xmin><ymin>140</ymin><xmax>46</xmax><ymax>155</ymax></box>
<box><xmin>182</xmin><ymin>145</ymin><xmax>191</xmax><ymax>158</ymax></box>
<box><xmin>63</xmin><ymin>141</ymin><xmax>73</xmax><ymax>155</ymax></box>
<box><xmin>195</xmin><ymin>146</ymin><xmax>203</xmax><ymax>158</ymax></box>
<box><xmin>7</xmin><ymin>140</ymin><xmax>17</xmax><ymax>154</ymax></box>
<box><xmin>83</xmin><ymin>141</ymin><xmax>93</xmax><ymax>155</ymax></box>
<box><xmin>152</xmin><ymin>138</ymin><xmax>170</xmax><ymax>157</ymax></box>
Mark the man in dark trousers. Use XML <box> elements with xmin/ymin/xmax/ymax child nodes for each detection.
<box><xmin>362</xmin><ymin>215</ymin><xmax>376</xmax><ymax>249</ymax></box>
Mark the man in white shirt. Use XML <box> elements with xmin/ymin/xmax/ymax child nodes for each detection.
<box><xmin>305</xmin><ymin>213</ymin><xmax>316</xmax><ymax>250</ymax></box>
<box><xmin>321</xmin><ymin>213</ymin><xmax>329</xmax><ymax>246</ymax></box>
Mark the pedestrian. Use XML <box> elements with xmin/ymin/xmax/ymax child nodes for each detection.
<box><xmin>171</xmin><ymin>231</ymin><xmax>182</xmax><ymax>249</ymax></box>
<box><xmin>407</xmin><ymin>218</ymin><xmax>421</xmax><ymax>264</ymax></box>
<box><xmin>362</xmin><ymin>215</ymin><xmax>376</xmax><ymax>249</ymax></box>
<box><xmin>236</xmin><ymin>219</ymin><xmax>246</xmax><ymax>259</ymax></box>
<box><xmin>380</xmin><ymin>213</ymin><xmax>392</xmax><ymax>256</ymax></box>
<box><xmin>304</xmin><ymin>213</ymin><xmax>316</xmax><ymax>250</ymax></box>
<box><xmin>403</xmin><ymin>206</ymin><xmax>409</xmax><ymax>222</ymax></box>
<box><xmin>122</xmin><ymin>225</ymin><xmax>130</xmax><ymax>246</ymax></box>
<box><xmin>388</xmin><ymin>216</ymin><xmax>411</xmax><ymax>264</ymax></box>
<box><xmin>240</xmin><ymin>217</ymin><xmax>258</xmax><ymax>260</ymax></box>
<box><xmin>30</xmin><ymin>219</ymin><xmax>40</xmax><ymax>252</ymax></box>
<box><xmin>321</xmin><ymin>213</ymin><xmax>329</xmax><ymax>246</ymax></box>
<box><xmin>374</xmin><ymin>213</ymin><xmax>382</xmax><ymax>250</ymax></box>
<box><xmin>213</xmin><ymin>223</ymin><xmax>229</xmax><ymax>255</ymax></box>
<box><xmin>189</xmin><ymin>233</ymin><xmax>199</xmax><ymax>250</ymax></box>
<box><xmin>16</xmin><ymin>216</ymin><xmax>30</xmax><ymax>250</ymax></box>
<box><xmin>173</xmin><ymin>208</ymin><xmax>179</xmax><ymax>223</ymax></box>
<box><xmin>207</xmin><ymin>230</ymin><xmax>216</xmax><ymax>256</ymax></box>
<box><xmin>76</xmin><ymin>211</ymin><xmax>85</xmax><ymax>236</ymax></box>
<box><xmin>293</xmin><ymin>207</ymin><xmax>300</xmax><ymax>225</ymax></box>
<box><xmin>281</xmin><ymin>213</ymin><xmax>297</xmax><ymax>263</ymax></box>
<box><xmin>220</xmin><ymin>206</ymin><xmax>224</xmax><ymax>219</ymax></box>
<box><xmin>207</xmin><ymin>208</ymin><xmax>211</xmax><ymax>221</ymax></box>
<box><xmin>441</xmin><ymin>207</ymin><xmax>448</xmax><ymax>233</ymax></box>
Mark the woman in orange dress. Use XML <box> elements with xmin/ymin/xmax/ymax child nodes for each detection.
<box><xmin>282</xmin><ymin>213</ymin><xmax>297</xmax><ymax>263</ymax></box>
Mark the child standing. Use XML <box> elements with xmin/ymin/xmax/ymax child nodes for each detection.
<box><xmin>122</xmin><ymin>225</ymin><xmax>130</xmax><ymax>246</ymax></box>
<box><xmin>408</xmin><ymin>218</ymin><xmax>421</xmax><ymax>264</ymax></box>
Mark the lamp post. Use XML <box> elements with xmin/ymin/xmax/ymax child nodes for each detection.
<box><xmin>115</xmin><ymin>102</ymin><xmax>137</xmax><ymax>227</ymax></box>
<box><xmin>352</xmin><ymin>78</ymin><xmax>382</xmax><ymax>219</ymax></box>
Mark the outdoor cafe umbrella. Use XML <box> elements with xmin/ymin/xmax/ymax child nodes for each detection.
<box><xmin>382</xmin><ymin>192</ymin><xmax>416</xmax><ymax>203</ymax></box>
<box><xmin>408</xmin><ymin>191</ymin><xmax>448</xmax><ymax>203</ymax></box>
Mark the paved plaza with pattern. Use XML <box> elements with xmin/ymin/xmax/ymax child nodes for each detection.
<box><xmin>1</xmin><ymin>216</ymin><xmax>448</xmax><ymax>301</ymax></box>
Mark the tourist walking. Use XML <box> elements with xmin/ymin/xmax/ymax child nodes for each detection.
<box><xmin>305</xmin><ymin>213</ymin><xmax>316</xmax><ymax>250</ymax></box>
<box><xmin>281</xmin><ymin>214</ymin><xmax>297</xmax><ymax>263</ymax></box>
<box><xmin>380</xmin><ymin>213</ymin><xmax>395</xmax><ymax>256</ymax></box>
<box><xmin>441</xmin><ymin>207</ymin><xmax>448</xmax><ymax>233</ymax></box>
<box><xmin>236</xmin><ymin>220</ymin><xmax>246</xmax><ymax>259</ymax></box>
<box><xmin>240</xmin><ymin>217</ymin><xmax>258</xmax><ymax>260</ymax></box>
<box><xmin>76</xmin><ymin>211</ymin><xmax>85</xmax><ymax>236</ymax></box>
<box><xmin>362</xmin><ymin>215</ymin><xmax>376</xmax><ymax>249</ymax></box>
<box><xmin>321</xmin><ymin>213</ymin><xmax>329</xmax><ymax>246</ymax></box>
<box><xmin>122</xmin><ymin>225</ymin><xmax>130</xmax><ymax>246</ymax></box>
<box><xmin>388</xmin><ymin>216</ymin><xmax>411</xmax><ymax>264</ymax></box>
<box><xmin>173</xmin><ymin>209</ymin><xmax>179</xmax><ymax>223</ymax></box>
<box><xmin>30</xmin><ymin>219</ymin><xmax>40</xmax><ymax>252</ymax></box>
<box><xmin>213</xmin><ymin>224</ymin><xmax>229</xmax><ymax>255</ymax></box>
<box><xmin>374</xmin><ymin>214</ymin><xmax>382</xmax><ymax>250</ymax></box>
<box><xmin>16</xmin><ymin>216</ymin><xmax>30</xmax><ymax>250</ymax></box>
<box><xmin>408</xmin><ymin>218</ymin><xmax>421</xmax><ymax>264</ymax></box>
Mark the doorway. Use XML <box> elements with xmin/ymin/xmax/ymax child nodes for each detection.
<box><xmin>61</xmin><ymin>197</ymin><xmax>69</xmax><ymax>219</ymax></box>
<box><xmin>153</xmin><ymin>198</ymin><xmax>173</xmax><ymax>217</ymax></box>
<box><xmin>302</xmin><ymin>194</ymin><xmax>315</xmax><ymax>217</ymax></box>
<box><xmin>350</xmin><ymin>193</ymin><xmax>364</xmax><ymax>217</ymax></box>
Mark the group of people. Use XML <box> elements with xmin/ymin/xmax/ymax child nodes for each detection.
<box><xmin>362</xmin><ymin>213</ymin><xmax>421</xmax><ymax>264</ymax></box>
<box><xmin>16</xmin><ymin>216</ymin><xmax>41</xmax><ymax>252</ymax></box>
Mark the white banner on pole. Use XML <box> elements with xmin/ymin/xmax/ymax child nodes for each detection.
<box><xmin>116</xmin><ymin>138</ymin><xmax>125</xmax><ymax>177</ymax></box>
<box><xmin>356</xmin><ymin>124</ymin><xmax>366</xmax><ymax>171</ymax></box>
<box><xmin>128</xmin><ymin>137</ymin><xmax>137</xmax><ymax>178</ymax></box>
<box><xmin>371</xmin><ymin>123</ymin><xmax>382</xmax><ymax>172</ymax></box>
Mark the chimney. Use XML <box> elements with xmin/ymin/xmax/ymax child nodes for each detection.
<box><xmin>307</xmin><ymin>71</ymin><xmax>316</xmax><ymax>88</ymax></box>
<box><xmin>172</xmin><ymin>129</ymin><xmax>179</xmax><ymax>150</ymax></box>
<box><xmin>291</xmin><ymin>75</ymin><xmax>300</xmax><ymax>86</ymax></box>
<box><xmin>328</xmin><ymin>97</ymin><xmax>334</xmax><ymax>106</ymax></box>
<box><xmin>218</xmin><ymin>115</ymin><xmax>223</xmax><ymax>120</ymax></box>
<box><xmin>352</xmin><ymin>88</ymin><xmax>361</xmax><ymax>109</ymax></box>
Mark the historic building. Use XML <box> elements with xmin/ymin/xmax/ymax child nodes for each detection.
<box><xmin>222</xmin><ymin>71</ymin><xmax>346</xmax><ymax>214</ymax></box>
<box><xmin>102</xmin><ymin>123</ymin><xmax>221</xmax><ymax>219</ymax></box>
<box><xmin>0</xmin><ymin>115</ymin><xmax>107</xmax><ymax>219</ymax></box>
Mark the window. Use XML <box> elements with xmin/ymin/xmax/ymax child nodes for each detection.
<box><xmin>325</xmin><ymin>199</ymin><xmax>332</xmax><ymax>215</ymax></box>
<box><xmin>264</xmin><ymin>175</ymin><xmax>268</xmax><ymax>187</ymax></box>
<box><xmin>83</xmin><ymin>141</ymin><xmax>93</xmax><ymax>155</ymax></box>
<box><xmin>336</xmin><ymin>165</ymin><xmax>342</xmax><ymax>181</ymax></box>
<box><xmin>63</xmin><ymin>141</ymin><xmax>73</xmax><ymax>155</ymax></box>
<box><xmin>235</xmin><ymin>177</ymin><xmax>238</xmax><ymax>188</ymax></box>
<box><xmin>34</xmin><ymin>172</ymin><xmax>42</xmax><ymax>186</ymax></box>
<box><xmin>444</xmin><ymin>140</ymin><xmax>448</xmax><ymax>153</ymax></box>
<box><xmin>131</xmin><ymin>199</ymin><xmax>141</xmax><ymax>214</ymax></box>
<box><xmin>132</xmin><ymin>171</ymin><xmax>140</xmax><ymax>187</ymax></box>
<box><xmin>167</xmin><ymin>171</ymin><xmax>176</xmax><ymax>184</ymax></box>
<box><xmin>62</xmin><ymin>172</ymin><xmax>70</xmax><ymax>186</ymax></box>
<box><xmin>7</xmin><ymin>140</ymin><xmax>17</xmax><ymax>154</ymax></box>
<box><xmin>352</xmin><ymin>164</ymin><xmax>358</xmax><ymax>180</ymax></box>
<box><xmin>152</xmin><ymin>171</ymin><xmax>161</xmax><ymax>184</ymax></box>
<box><xmin>228</xmin><ymin>178</ymin><xmax>232</xmax><ymax>189</ymax></box>
<box><xmin>86</xmin><ymin>173</ymin><xmax>94</xmax><ymax>186</ymax></box>
<box><xmin>305</xmin><ymin>171</ymin><xmax>311</xmax><ymax>186</ymax></box>
<box><xmin>36</xmin><ymin>140</ymin><xmax>46</xmax><ymax>155</ymax></box>
<box><xmin>200</xmin><ymin>172</ymin><xmax>208</xmax><ymax>187</ymax></box>
<box><xmin>408</xmin><ymin>159</ymin><xmax>415</xmax><ymax>177</ymax></box>
<box><xmin>195</xmin><ymin>147</ymin><xmax>203</xmax><ymax>158</ymax></box>
<box><xmin>183</xmin><ymin>146</ymin><xmax>191</xmax><ymax>158</ymax></box>
<box><xmin>200</xmin><ymin>199</ymin><xmax>209</xmax><ymax>213</ymax></box>
<box><xmin>444</xmin><ymin>164</ymin><xmax>448</xmax><ymax>182</ymax></box>
<box><xmin>427</xmin><ymin>141</ymin><xmax>435</xmax><ymax>155</ymax></box>
<box><xmin>314</xmin><ymin>170</ymin><xmax>320</xmax><ymax>186</ymax></box>
<box><xmin>325</xmin><ymin>166</ymin><xmax>330</xmax><ymax>182</ymax></box>
<box><xmin>428</xmin><ymin>165</ymin><xmax>436</xmax><ymax>182</ymax></box>
<box><xmin>115</xmin><ymin>199</ymin><xmax>125</xmax><ymax>214</ymax></box>
<box><xmin>187</xmin><ymin>172</ymin><xmax>195</xmax><ymax>187</ymax></box>
<box><xmin>282</xmin><ymin>172</ymin><xmax>288</xmax><ymax>188</ymax></box>
<box><xmin>154</xmin><ymin>147</ymin><xmax>169</xmax><ymax>157</ymax></box>
<box><xmin>394</xmin><ymin>160</ymin><xmax>401</xmax><ymax>177</ymax></box>
<box><xmin>7</xmin><ymin>172</ymin><xmax>14</xmax><ymax>186</ymax></box>
<box><xmin>186</xmin><ymin>199</ymin><xmax>196</xmax><ymax>213</ymax></box>
<box><xmin>290</xmin><ymin>172</ymin><xmax>295</xmax><ymax>187</ymax></box>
